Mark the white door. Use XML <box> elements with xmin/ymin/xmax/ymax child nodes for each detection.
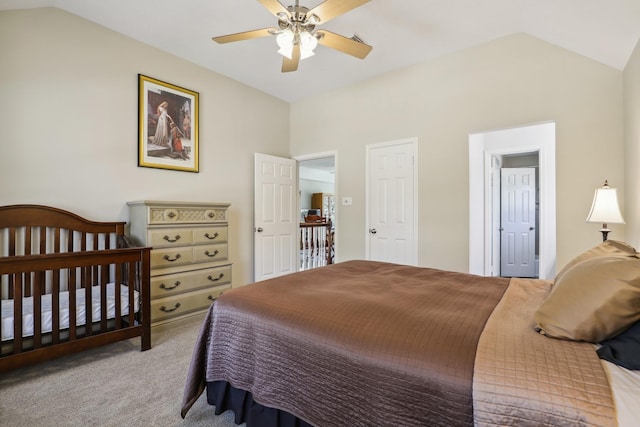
<box><xmin>254</xmin><ymin>153</ymin><xmax>297</xmax><ymax>282</ymax></box>
<box><xmin>366</xmin><ymin>139</ymin><xmax>417</xmax><ymax>266</ymax></box>
<box><xmin>500</xmin><ymin>168</ymin><xmax>536</xmax><ymax>277</ymax></box>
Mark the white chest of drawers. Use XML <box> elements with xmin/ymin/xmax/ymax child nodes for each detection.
<box><xmin>127</xmin><ymin>200</ymin><xmax>232</xmax><ymax>326</ymax></box>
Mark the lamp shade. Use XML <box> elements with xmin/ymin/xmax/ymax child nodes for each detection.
<box><xmin>586</xmin><ymin>182</ymin><xmax>625</xmax><ymax>224</ymax></box>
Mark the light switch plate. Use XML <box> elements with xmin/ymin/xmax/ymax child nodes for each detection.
<box><xmin>342</xmin><ymin>197</ymin><xmax>352</xmax><ymax>206</ymax></box>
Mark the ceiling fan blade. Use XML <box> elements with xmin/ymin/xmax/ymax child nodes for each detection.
<box><xmin>316</xmin><ymin>30</ymin><xmax>372</xmax><ymax>59</ymax></box>
<box><xmin>257</xmin><ymin>0</ymin><xmax>290</xmax><ymax>19</ymax></box>
<box><xmin>308</xmin><ymin>0</ymin><xmax>371</xmax><ymax>24</ymax></box>
<box><xmin>282</xmin><ymin>44</ymin><xmax>301</xmax><ymax>72</ymax></box>
<box><xmin>212</xmin><ymin>28</ymin><xmax>276</xmax><ymax>44</ymax></box>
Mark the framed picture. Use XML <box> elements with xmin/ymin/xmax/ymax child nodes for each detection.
<box><xmin>138</xmin><ymin>74</ymin><xmax>199</xmax><ymax>172</ymax></box>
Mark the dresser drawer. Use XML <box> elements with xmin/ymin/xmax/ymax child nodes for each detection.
<box><xmin>148</xmin><ymin>227</ymin><xmax>194</xmax><ymax>248</ymax></box>
<box><xmin>193</xmin><ymin>226</ymin><xmax>228</xmax><ymax>245</ymax></box>
<box><xmin>193</xmin><ymin>243</ymin><xmax>228</xmax><ymax>263</ymax></box>
<box><xmin>150</xmin><ymin>264</ymin><xmax>232</xmax><ymax>298</ymax></box>
<box><xmin>151</xmin><ymin>247</ymin><xmax>194</xmax><ymax>269</ymax></box>
<box><xmin>151</xmin><ymin>286</ymin><xmax>229</xmax><ymax>322</ymax></box>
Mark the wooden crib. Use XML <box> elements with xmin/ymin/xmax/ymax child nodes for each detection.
<box><xmin>0</xmin><ymin>205</ymin><xmax>151</xmax><ymax>373</ymax></box>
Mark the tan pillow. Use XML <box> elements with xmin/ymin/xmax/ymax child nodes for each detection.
<box><xmin>534</xmin><ymin>255</ymin><xmax>640</xmax><ymax>342</ymax></box>
<box><xmin>555</xmin><ymin>240</ymin><xmax>637</xmax><ymax>282</ymax></box>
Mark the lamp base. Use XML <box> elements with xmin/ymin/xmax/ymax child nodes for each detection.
<box><xmin>599</xmin><ymin>228</ymin><xmax>611</xmax><ymax>242</ymax></box>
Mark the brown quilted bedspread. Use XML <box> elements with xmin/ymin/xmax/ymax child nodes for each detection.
<box><xmin>473</xmin><ymin>277</ymin><xmax>616</xmax><ymax>426</ymax></box>
<box><xmin>182</xmin><ymin>260</ymin><xmax>509</xmax><ymax>426</ymax></box>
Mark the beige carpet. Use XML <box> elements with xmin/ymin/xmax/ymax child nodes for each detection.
<box><xmin>0</xmin><ymin>314</ymin><xmax>244</xmax><ymax>427</ymax></box>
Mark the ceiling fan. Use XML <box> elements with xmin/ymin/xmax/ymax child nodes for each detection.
<box><xmin>212</xmin><ymin>0</ymin><xmax>373</xmax><ymax>73</ymax></box>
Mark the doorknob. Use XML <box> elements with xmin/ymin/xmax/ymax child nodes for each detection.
<box><xmin>529</xmin><ymin>227</ymin><xmax>535</xmax><ymax>231</ymax></box>
<box><xmin>256</xmin><ymin>227</ymin><xmax>263</xmax><ymax>232</ymax></box>
<box><xmin>369</xmin><ymin>228</ymin><xmax>377</xmax><ymax>234</ymax></box>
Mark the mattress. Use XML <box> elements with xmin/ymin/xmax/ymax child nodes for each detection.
<box><xmin>1</xmin><ymin>283</ymin><xmax>139</xmax><ymax>341</ymax></box>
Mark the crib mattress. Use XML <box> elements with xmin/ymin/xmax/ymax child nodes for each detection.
<box><xmin>1</xmin><ymin>283</ymin><xmax>139</xmax><ymax>341</ymax></box>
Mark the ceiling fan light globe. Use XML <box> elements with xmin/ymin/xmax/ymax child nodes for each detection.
<box><xmin>299</xmin><ymin>30</ymin><xmax>318</xmax><ymax>51</ymax></box>
<box><xmin>276</xmin><ymin>29</ymin><xmax>294</xmax><ymax>48</ymax></box>
<box><xmin>276</xmin><ymin>29</ymin><xmax>294</xmax><ymax>58</ymax></box>
<box><xmin>277</xmin><ymin>46</ymin><xmax>293</xmax><ymax>59</ymax></box>
<box><xmin>300</xmin><ymin>49</ymin><xmax>315</xmax><ymax>60</ymax></box>
<box><xmin>306</xmin><ymin>13</ymin><xmax>320</xmax><ymax>25</ymax></box>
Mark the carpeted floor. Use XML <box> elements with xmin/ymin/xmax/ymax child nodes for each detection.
<box><xmin>0</xmin><ymin>314</ymin><xmax>243</xmax><ymax>427</ymax></box>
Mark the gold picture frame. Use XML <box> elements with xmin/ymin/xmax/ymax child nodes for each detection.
<box><xmin>138</xmin><ymin>74</ymin><xmax>199</xmax><ymax>172</ymax></box>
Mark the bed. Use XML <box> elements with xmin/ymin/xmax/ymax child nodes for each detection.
<box><xmin>181</xmin><ymin>241</ymin><xmax>640</xmax><ymax>426</ymax></box>
<box><xmin>0</xmin><ymin>204</ymin><xmax>151</xmax><ymax>373</ymax></box>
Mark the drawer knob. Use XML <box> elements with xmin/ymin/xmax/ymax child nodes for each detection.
<box><xmin>159</xmin><ymin>303</ymin><xmax>181</xmax><ymax>313</ymax></box>
<box><xmin>163</xmin><ymin>234</ymin><xmax>182</xmax><ymax>243</ymax></box>
<box><xmin>204</xmin><ymin>249</ymin><xmax>219</xmax><ymax>258</ymax></box>
<box><xmin>159</xmin><ymin>281</ymin><xmax>181</xmax><ymax>291</ymax></box>
<box><xmin>163</xmin><ymin>254</ymin><xmax>182</xmax><ymax>262</ymax></box>
<box><xmin>204</xmin><ymin>232</ymin><xmax>219</xmax><ymax>240</ymax></box>
<box><xmin>208</xmin><ymin>273</ymin><xmax>224</xmax><ymax>282</ymax></box>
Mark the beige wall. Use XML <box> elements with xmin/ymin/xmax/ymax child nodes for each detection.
<box><xmin>624</xmin><ymin>39</ymin><xmax>640</xmax><ymax>248</ymax></box>
<box><xmin>1</xmin><ymin>9</ymin><xmax>632</xmax><ymax>280</ymax></box>
<box><xmin>0</xmin><ymin>8</ymin><xmax>291</xmax><ymax>287</ymax></box>
<box><xmin>291</xmin><ymin>33</ymin><xmax>624</xmax><ymax>272</ymax></box>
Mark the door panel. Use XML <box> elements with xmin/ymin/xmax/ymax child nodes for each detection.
<box><xmin>367</xmin><ymin>140</ymin><xmax>417</xmax><ymax>266</ymax></box>
<box><xmin>500</xmin><ymin>168</ymin><xmax>536</xmax><ymax>277</ymax></box>
<box><xmin>254</xmin><ymin>153</ymin><xmax>297</xmax><ymax>281</ymax></box>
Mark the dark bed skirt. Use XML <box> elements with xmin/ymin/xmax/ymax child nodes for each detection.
<box><xmin>207</xmin><ymin>381</ymin><xmax>313</xmax><ymax>427</ymax></box>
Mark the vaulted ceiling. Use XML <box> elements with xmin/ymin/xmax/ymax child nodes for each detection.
<box><xmin>2</xmin><ymin>0</ymin><xmax>640</xmax><ymax>102</ymax></box>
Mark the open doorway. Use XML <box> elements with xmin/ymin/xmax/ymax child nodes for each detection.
<box><xmin>469</xmin><ymin>122</ymin><xmax>556</xmax><ymax>279</ymax></box>
<box><xmin>297</xmin><ymin>153</ymin><xmax>336</xmax><ymax>271</ymax></box>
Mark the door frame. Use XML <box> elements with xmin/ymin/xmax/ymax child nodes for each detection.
<box><xmin>294</xmin><ymin>150</ymin><xmax>338</xmax><ymax>266</ymax></box>
<box><xmin>365</xmin><ymin>138</ymin><xmax>418</xmax><ymax>265</ymax></box>
<box><xmin>468</xmin><ymin>122</ymin><xmax>556</xmax><ymax>279</ymax></box>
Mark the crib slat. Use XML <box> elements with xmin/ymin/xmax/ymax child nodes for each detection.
<box><xmin>91</xmin><ymin>259</ymin><xmax>98</xmax><ymax>289</ymax></box>
<box><xmin>54</xmin><ymin>227</ymin><xmax>61</xmax><ymax>254</ymax></box>
<box><xmin>6</xmin><ymin>227</ymin><xmax>15</xmax><ymax>300</ymax></box>
<box><xmin>52</xmin><ymin>268</ymin><xmax>60</xmax><ymax>344</ymax></box>
<box><xmin>39</xmin><ymin>226</ymin><xmax>46</xmax><ymax>255</ymax></box>
<box><xmin>25</xmin><ymin>227</ymin><xmax>32</xmax><ymax>256</ymax></box>
<box><xmin>128</xmin><ymin>261</ymin><xmax>135</xmax><ymax>326</ymax></box>
<box><xmin>24</xmin><ymin>229</ymin><xmax>34</xmax><ymax>298</ymax></box>
<box><xmin>32</xmin><ymin>270</ymin><xmax>42</xmax><ymax>349</ymax></box>
<box><xmin>13</xmin><ymin>273</ymin><xmax>23</xmax><ymax>353</ymax></box>
<box><xmin>84</xmin><ymin>266</ymin><xmax>92</xmax><ymax>336</ymax></box>
<box><xmin>114</xmin><ymin>263</ymin><xmax>122</xmax><ymax>329</ymax></box>
<box><xmin>8</xmin><ymin>227</ymin><xmax>16</xmax><ymax>257</ymax></box>
<box><xmin>68</xmin><ymin>267</ymin><xmax>77</xmax><ymax>341</ymax></box>
<box><xmin>100</xmin><ymin>263</ymin><xmax>108</xmax><ymax>331</ymax></box>
<box><xmin>67</xmin><ymin>229</ymin><xmax>74</xmax><ymax>253</ymax></box>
